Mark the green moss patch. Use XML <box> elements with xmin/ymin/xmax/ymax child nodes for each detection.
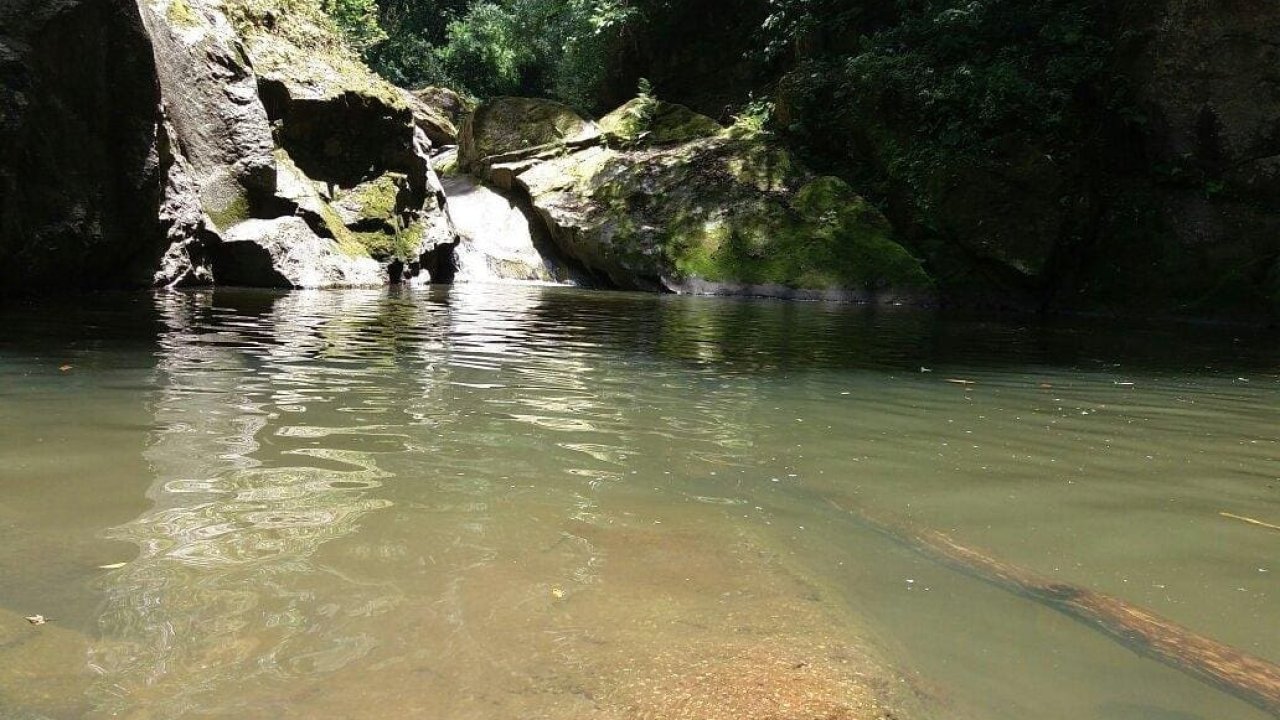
<box><xmin>205</xmin><ymin>192</ymin><xmax>252</xmax><ymax>232</ymax></box>
<box><xmin>600</xmin><ymin>98</ymin><xmax>724</xmax><ymax>147</ymax></box>
<box><xmin>166</xmin><ymin>0</ymin><xmax>202</xmax><ymax>28</ymax></box>
<box><xmin>666</xmin><ymin>197</ymin><xmax>929</xmax><ymax>291</ymax></box>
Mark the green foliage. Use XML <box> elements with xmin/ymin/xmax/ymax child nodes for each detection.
<box><xmin>435</xmin><ymin>2</ymin><xmax>531</xmax><ymax>96</ymax></box>
<box><xmin>322</xmin><ymin>0</ymin><xmax>387</xmax><ymax>51</ymax></box>
<box><xmin>766</xmin><ymin>0</ymin><xmax>1117</xmax><ymax>207</ymax></box>
<box><xmin>337</xmin><ymin>0</ymin><xmax>637</xmax><ymax>110</ymax></box>
<box><xmin>729</xmin><ymin>96</ymin><xmax>774</xmax><ymax>139</ymax></box>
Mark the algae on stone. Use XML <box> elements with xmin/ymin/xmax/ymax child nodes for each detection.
<box><xmin>165</xmin><ymin>0</ymin><xmax>201</xmax><ymax>28</ymax></box>
<box><xmin>204</xmin><ymin>191</ymin><xmax>252</xmax><ymax>233</ymax></box>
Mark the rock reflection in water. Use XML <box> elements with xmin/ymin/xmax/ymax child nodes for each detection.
<box><xmin>82</xmin><ymin>285</ymin><xmax>955</xmax><ymax>719</ymax></box>
<box><xmin>91</xmin><ymin>291</ymin><xmax>406</xmax><ymax>717</ymax></box>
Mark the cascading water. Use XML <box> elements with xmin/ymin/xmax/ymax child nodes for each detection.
<box><xmin>439</xmin><ymin>175</ymin><xmax>584</xmax><ymax>286</ymax></box>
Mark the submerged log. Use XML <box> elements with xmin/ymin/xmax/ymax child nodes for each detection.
<box><xmin>827</xmin><ymin>499</ymin><xmax>1280</xmax><ymax>717</ymax></box>
<box><xmin>1221</xmin><ymin>511</ymin><xmax>1280</xmax><ymax>534</ymax></box>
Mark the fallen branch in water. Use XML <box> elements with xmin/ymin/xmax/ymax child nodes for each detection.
<box><xmin>1221</xmin><ymin>511</ymin><xmax>1280</xmax><ymax>534</ymax></box>
<box><xmin>827</xmin><ymin>498</ymin><xmax>1280</xmax><ymax>717</ymax></box>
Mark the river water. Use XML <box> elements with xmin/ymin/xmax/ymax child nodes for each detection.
<box><xmin>0</xmin><ymin>285</ymin><xmax>1276</xmax><ymax>720</ymax></box>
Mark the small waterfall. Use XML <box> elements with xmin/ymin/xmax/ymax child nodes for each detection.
<box><xmin>441</xmin><ymin>175</ymin><xmax>582</xmax><ymax>285</ymax></box>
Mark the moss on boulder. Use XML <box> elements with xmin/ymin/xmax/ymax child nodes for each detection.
<box><xmin>599</xmin><ymin>98</ymin><xmax>724</xmax><ymax>147</ymax></box>
<box><xmin>415</xmin><ymin>86</ymin><xmax>473</xmax><ymax>127</ymax></box>
<box><xmin>334</xmin><ymin>174</ymin><xmax>405</xmax><ymax>228</ymax></box>
<box><xmin>459</xmin><ymin>97</ymin><xmax>600</xmax><ymax>170</ymax></box>
<box><xmin>499</xmin><ymin>135</ymin><xmax>932</xmax><ymax>300</ymax></box>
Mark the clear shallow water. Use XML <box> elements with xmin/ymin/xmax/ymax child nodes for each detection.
<box><xmin>0</xmin><ymin>285</ymin><xmax>1277</xmax><ymax>719</ymax></box>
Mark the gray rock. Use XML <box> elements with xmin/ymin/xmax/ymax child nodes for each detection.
<box><xmin>153</xmin><ymin>119</ymin><xmax>218</xmax><ymax>288</ymax></box>
<box><xmin>442</xmin><ymin>175</ymin><xmax>580</xmax><ymax>285</ymax></box>
<box><xmin>215</xmin><ymin>217</ymin><xmax>383</xmax><ymax>288</ymax></box>
<box><xmin>249</xmin><ymin>37</ymin><xmax>427</xmax><ymax>195</ymax></box>
<box><xmin>459</xmin><ymin>97</ymin><xmax>600</xmax><ymax>172</ymax></box>
<box><xmin>401</xmin><ymin>88</ymin><xmax>458</xmax><ymax>148</ymax></box>
<box><xmin>414</xmin><ymin>86</ymin><xmax>472</xmax><ymax>128</ymax></box>
<box><xmin>137</xmin><ymin>0</ymin><xmax>276</xmax><ymax>232</ymax></box>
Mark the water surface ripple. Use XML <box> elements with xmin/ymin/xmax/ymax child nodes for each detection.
<box><xmin>0</xmin><ymin>285</ymin><xmax>1276</xmax><ymax>720</ymax></box>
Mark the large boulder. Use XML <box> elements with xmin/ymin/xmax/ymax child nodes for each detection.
<box><xmin>138</xmin><ymin>0</ymin><xmax>276</xmax><ymax>231</ymax></box>
<box><xmin>459</xmin><ymin>97</ymin><xmax>600</xmax><ymax>171</ymax></box>
<box><xmin>415</xmin><ymin>86</ymin><xmax>472</xmax><ymax>128</ymax></box>
<box><xmin>0</xmin><ymin>0</ymin><xmax>164</xmax><ymax>294</ymax></box>
<box><xmin>243</xmin><ymin>25</ymin><xmax>428</xmax><ymax>193</ymax></box>
<box><xmin>598</xmin><ymin>98</ymin><xmax>724</xmax><ymax>146</ymax></box>
<box><xmin>214</xmin><ymin>217</ymin><xmax>383</xmax><ymax>288</ymax></box>
<box><xmin>478</xmin><ymin>108</ymin><xmax>931</xmax><ymax>300</ymax></box>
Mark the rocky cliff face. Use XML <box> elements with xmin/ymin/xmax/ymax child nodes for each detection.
<box><xmin>0</xmin><ymin>0</ymin><xmax>460</xmax><ymax>295</ymax></box>
<box><xmin>0</xmin><ymin>0</ymin><xmax>164</xmax><ymax>294</ymax></box>
<box><xmin>2</xmin><ymin>0</ymin><xmax>1276</xmax><ymax>316</ymax></box>
<box><xmin>140</xmin><ymin>0</ymin><xmax>455</xmax><ymax>289</ymax></box>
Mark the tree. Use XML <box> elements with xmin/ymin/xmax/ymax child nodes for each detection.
<box><xmin>322</xmin><ymin>0</ymin><xmax>388</xmax><ymax>51</ymax></box>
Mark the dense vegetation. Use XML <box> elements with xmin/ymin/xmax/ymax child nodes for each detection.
<box><xmin>329</xmin><ymin>0</ymin><xmax>1117</xmax><ymax>167</ymax></box>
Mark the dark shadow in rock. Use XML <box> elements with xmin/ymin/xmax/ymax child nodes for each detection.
<box><xmin>0</xmin><ymin>0</ymin><xmax>164</xmax><ymax>295</ymax></box>
<box><xmin>209</xmin><ymin>240</ymin><xmax>290</xmax><ymax>288</ymax></box>
<box><xmin>258</xmin><ymin>78</ymin><xmax>423</xmax><ymax>194</ymax></box>
<box><xmin>419</xmin><ymin>240</ymin><xmax>458</xmax><ymax>284</ymax></box>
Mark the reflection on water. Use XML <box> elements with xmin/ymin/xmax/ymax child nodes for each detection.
<box><xmin>0</xmin><ymin>285</ymin><xmax>1277</xmax><ymax>719</ymax></box>
<box><xmin>91</xmin><ymin>292</ymin><xmax>402</xmax><ymax>716</ymax></box>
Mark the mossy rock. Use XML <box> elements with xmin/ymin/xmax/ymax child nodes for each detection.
<box><xmin>333</xmin><ymin>174</ymin><xmax>406</xmax><ymax>228</ymax></box>
<box><xmin>514</xmin><ymin>136</ymin><xmax>931</xmax><ymax>298</ymax></box>
<box><xmin>459</xmin><ymin>97</ymin><xmax>600</xmax><ymax>170</ymax></box>
<box><xmin>724</xmin><ymin>141</ymin><xmax>802</xmax><ymax>193</ymax></box>
<box><xmin>203</xmin><ymin>188</ymin><xmax>252</xmax><ymax>233</ymax></box>
<box><xmin>165</xmin><ymin>0</ymin><xmax>202</xmax><ymax>28</ymax></box>
<box><xmin>413</xmin><ymin>86</ymin><xmax>473</xmax><ymax>127</ymax></box>
<box><xmin>665</xmin><ymin>179</ymin><xmax>928</xmax><ymax>292</ymax></box>
<box><xmin>402</xmin><ymin>88</ymin><xmax>458</xmax><ymax>147</ymax></box>
<box><xmin>599</xmin><ymin>98</ymin><xmax>724</xmax><ymax>146</ymax></box>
